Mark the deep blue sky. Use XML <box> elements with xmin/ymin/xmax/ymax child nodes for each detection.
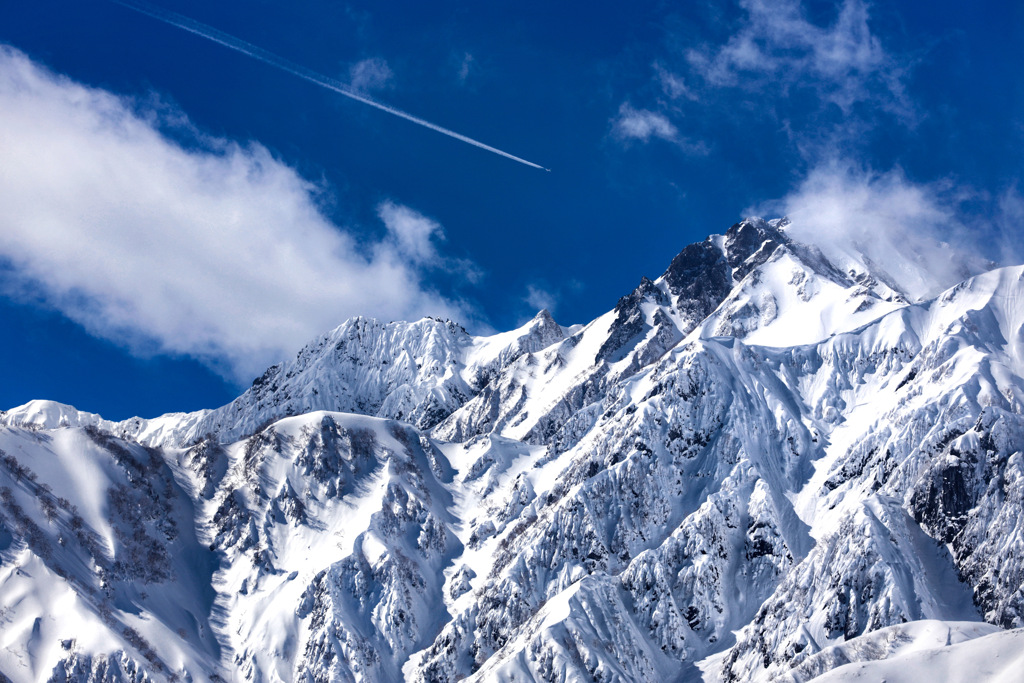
<box><xmin>1</xmin><ymin>0</ymin><xmax>1021</xmax><ymax>419</ymax></box>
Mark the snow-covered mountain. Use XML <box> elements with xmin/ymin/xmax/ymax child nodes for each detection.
<box><xmin>1</xmin><ymin>218</ymin><xmax>1022</xmax><ymax>682</ymax></box>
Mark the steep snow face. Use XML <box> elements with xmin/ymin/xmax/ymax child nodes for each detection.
<box><xmin>0</xmin><ymin>410</ymin><xmax>463</xmax><ymax>683</ymax></box>
<box><xmin>198</xmin><ymin>412</ymin><xmax>462</xmax><ymax>682</ymax></box>
<box><xmin>412</xmin><ymin>331</ymin><xmax>828</xmax><ymax>681</ymax></box>
<box><xmin>720</xmin><ymin>497</ymin><xmax>979</xmax><ymax>682</ymax></box>
<box><xmin>694</xmin><ymin>245</ymin><xmax>906</xmax><ymax>347</ymax></box>
<box><xmin>718</xmin><ymin>266</ymin><xmax>1024</xmax><ymax>681</ymax></box>
<box><xmin>185</xmin><ymin>317</ymin><xmax>478</xmax><ymax>444</ymax></box>
<box><xmin>0</xmin><ymin>424</ymin><xmax>222</xmax><ymax>680</ymax></box>
<box><xmin>2</xmin><ymin>222</ymin><xmax>1023</xmax><ymax>683</ymax></box>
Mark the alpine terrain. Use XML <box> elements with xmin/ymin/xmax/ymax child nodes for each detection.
<box><xmin>2</xmin><ymin>217</ymin><xmax>1023</xmax><ymax>682</ymax></box>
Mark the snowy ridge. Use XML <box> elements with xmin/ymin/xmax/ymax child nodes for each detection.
<box><xmin>2</xmin><ymin>310</ymin><xmax>565</xmax><ymax>448</ymax></box>
<box><xmin>809</xmin><ymin>624</ymin><xmax>1024</xmax><ymax>683</ymax></box>
<box><xmin>2</xmin><ymin>219</ymin><xmax>1024</xmax><ymax>682</ymax></box>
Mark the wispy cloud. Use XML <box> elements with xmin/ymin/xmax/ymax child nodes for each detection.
<box><xmin>614</xmin><ymin>0</ymin><xmax>914</xmax><ymax>158</ymax></box>
<box><xmin>0</xmin><ymin>46</ymin><xmax>477</xmax><ymax>382</ymax></box>
<box><xmin>995</xmin><ymin>186</ymin><xmax>1024</xmax><ymax>266</ymax></box>
<box><xmin>457</xmin><ymin>52</ymin><xmax>474</xmax><ymax>84</ymax></box>
<box><xmin>653</xmin><ymin>62</ymin><xmax>695</xmax><ymax>101</ymax></box>
<box><xmin>611</xmin><ymin>103</ymin><xmax>708</xmax><ymax>154</ymax></box>
<box><xmin>348</xmin><ymin>56</ymin><xmax>393</xmax><ymax>93</ymax></box>
<box><xmin>377</xmin><ymin>201</ymin><xmax>443</xmax><ymax>266</ymax></box>
<box><xmin>686</xmin><ymin>0</ymin><xmax>909</xmax><ymax>118</ymax></box>
<box><xmin>376</xmin><ymin>201</ymin><xmax>484</xmax><ymax>283</ymax></box>
<box><xmin>612</xmin><ymin>103</ymin><xmax>679</xmax><ymax>143</ymax></box>
<box><xmin>524</xmin><ymin>284</ymin><xmax>556</xmax><ymax>314</ymax></box>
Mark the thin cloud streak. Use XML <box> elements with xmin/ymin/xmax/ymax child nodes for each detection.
<box><xmin>108</xmin><ymin>0</ymin><xmax>549</xmax><ymax>171</ymax></box>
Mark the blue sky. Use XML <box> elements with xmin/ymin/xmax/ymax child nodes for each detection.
<box><xmin>1</xmin><ymin>0</ymin><xmax>1021</xmax><ymax>419</ymax></box>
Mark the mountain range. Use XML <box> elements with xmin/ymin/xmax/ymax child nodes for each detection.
<box><xmin>1</xmin><ymin>217</ymin><xmax>1023</xmax><ymax>682</ymax></box>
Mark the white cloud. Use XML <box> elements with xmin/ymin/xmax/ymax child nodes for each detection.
<box><xmin>612</xmin><ymin>103</ymin><xmax>679</xmax><ymax>142</ymax></box>
<box><xmin>0</xmin><ymin>46</ymin><xmax>474</xmax><ymax>382</ymax></box>
<box><xmin>653</xmin><ymin>63</ymin><xmax>695</xmax><ymax>101</ymax></box>
<box><xmin>615</xmin><ymin>0</ymin><xmax>914</xmax><ymax>160</ymax></box>
<box><xmin>524</xmin><ymin>285</ymin><xmax>556</xmax><ymax>314</ymax></box>
<box><xmin>377</xmin><ymin>201</ymin><xmax>443</xmax><ymax>266</ymax></box>
<box><xmin>376</xmin><ymin>201</ymin><xmax>484</xmax><ymax>284</ymax></box>
<box><xmin>348</xmin><ymin>57</ymin><xmax>393</xmax><ymax>92</ymax></box>
<box><xmin>689</xmin><ymin>0</ymin><xmax>910</xmax><ymax>117</ymax></box>
<box><xmin>996</xmin><ymin>186</ymin><xmax>1024</xmax><ymax>265</ymax></box>
<box><xmin>755</xmin><ymin>162</ymin><xmax>993</xmax><ymax>300</ymax></box>
<box><xmin>457</xmin><ymin>53</ymin><xmax>475</xmax><ymax>84</ymax></box>
<box><xmin>611</xmin><ymin>103</ymin><xmax>709</xmax><ymax>154</ymax></box>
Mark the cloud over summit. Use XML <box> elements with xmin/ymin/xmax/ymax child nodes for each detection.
<box><xmin>608</xmin><ymin>0</ymin><xmax>1013</xmax><ymax>295</ymax></box>
<box><xmin>758</xmin><ymin>162</ymin><xmax>996</xmax><ymax>300</ymax></box>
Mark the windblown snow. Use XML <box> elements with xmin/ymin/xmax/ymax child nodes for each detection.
<box><xmin>1</xmin><ymin>218</ymin><xmax>1022</xmax><ymax>682</ymax></box>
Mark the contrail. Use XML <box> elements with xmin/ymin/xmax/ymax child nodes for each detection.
<box><xmin>107</xmin><ymin>0</ymin><xmax>549</xmax><ymax>171</ymax></box>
